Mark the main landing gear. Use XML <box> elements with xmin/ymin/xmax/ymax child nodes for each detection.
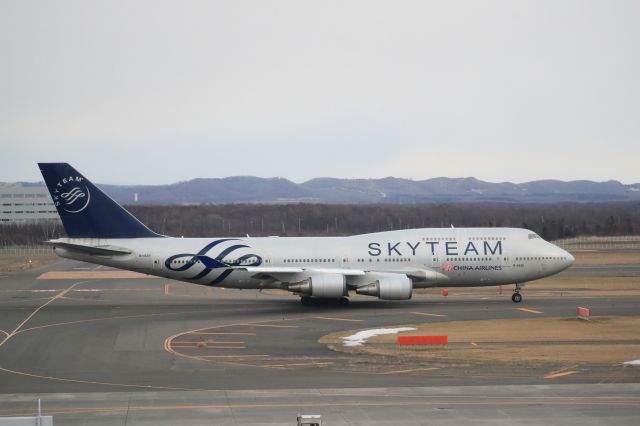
<box><xmin>512</xmin><ymin>283</ymin><xmax>525</xmax><ymax>303</ymax></box>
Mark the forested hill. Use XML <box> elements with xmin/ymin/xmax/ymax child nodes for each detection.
<box><xmin>10</xmin><ymin>176</ymin><xmax>640</xmax><ymax>204</ymax></box>
<box><xmin>3</xmin><ymin>202</ymin><xmax>640</xmax><ymax>246</ymax></box>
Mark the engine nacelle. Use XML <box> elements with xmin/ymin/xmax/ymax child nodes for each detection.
<box><xmin>356</xmin><ymin>276</ymin><xmax>413</xmax><ymax>300</ymax></box>
<box><xmin>287</xmin><ymin>274</ymin><xmax>346</xmax><ymax>298</ymax></box>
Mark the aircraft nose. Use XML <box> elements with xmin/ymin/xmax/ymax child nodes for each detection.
<box><xmin>559</xmin><ymin>248</ymin><xmax>575</xmax><ymax>269</ymax></box>
<box><xmin>548</xmin><ymin>243</ymin><xmax>574</xmax><ymax>271</ymax></box>
<box><xmin>565</xmin><ymin>251</ymin><xmax>575</xmax><ymax>267</ymax></box>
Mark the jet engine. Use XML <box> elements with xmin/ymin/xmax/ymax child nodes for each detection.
<box><xmin>287</xmin><ymin>273</ymin><xmax>347</xmax><ymax>298</ymax></box>
<box><xmin>356</xmin><ymin>276</ymin><xmax>412</xmax><ymax>300</ymax></box>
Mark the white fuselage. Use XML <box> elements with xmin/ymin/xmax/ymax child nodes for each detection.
<box><xmin>53</xmin><ymin>227</ymin><xmax>574</xmax><ymax>292</ymax></box>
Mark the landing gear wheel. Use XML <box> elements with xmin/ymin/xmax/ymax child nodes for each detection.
<box><xmin>300</xmin><ymin>296</ymin><xmax>312</xmax><ymax>305</ymax></box>
<box><xmin>339</xmin><ymin>296</ymin><xmax>350</xmax><ymax>306</ymax></box>
<box><xmin>512</xmin><ymin>292</ymin><xmax>522</xmax><ymax>303</ymax></box>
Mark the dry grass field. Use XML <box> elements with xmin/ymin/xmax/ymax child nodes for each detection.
<box><xmin>320</xmin><ymin>316</ymin><xmax>640</xmax><ymax>365</ymax></box>
<box><xmin>0</xmin><ymin>253</ymin><xmax>58</xmax><ymax>272</ymax></box>
<box><xmin>321</xmin><ymin>250</ymin><xmax>640</xmax><ymax>367</ymax></box>
<box><xmin>573</xmin><ymin>250</ymin><xmax>640</xmax><ymax>265</ymax></box>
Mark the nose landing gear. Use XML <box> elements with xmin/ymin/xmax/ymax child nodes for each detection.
<box><xmin>512</xmin><ymin>282</ymin><xmax>525</xmax><ymax>303</ymax></box>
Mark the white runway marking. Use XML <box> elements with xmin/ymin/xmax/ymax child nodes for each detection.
<box><xmin>410</xmin><ymin>311</ymin><xmax>447</xmax><ymax>318</ymax></box>
<box><xmin>342</xmin><ymin>327</ymin><xmax>415</xmax><ymax>347</ymax></box>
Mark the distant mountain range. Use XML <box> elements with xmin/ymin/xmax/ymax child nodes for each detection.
<box><xmin>7</xmin><ymin>177</ymin><xmax>640</xmax><ymax>204</ymax></box>
<box><xmin>12</xmin><ymin>176</ymin><xmax>638</xmax><ymax>204</ymax></box>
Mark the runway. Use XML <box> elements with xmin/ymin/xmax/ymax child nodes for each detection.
<box><xmin>1</xmin><ymin>384</ymin><xmax>639</xmax><ymax>425</ymax></box>
<box><xmin>1</xmin><ymin>259</ymin><xmax>639</xmax><ymax>424</ymax></box>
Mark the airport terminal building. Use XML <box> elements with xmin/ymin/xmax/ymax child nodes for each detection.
<box><xmin>0</xmin><ymin>183</ymin><xmax>58</xmax><ymax>223</ymax></box>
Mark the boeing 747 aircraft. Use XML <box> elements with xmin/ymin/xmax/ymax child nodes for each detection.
<box><xmin>39</xmin><ymin>163</ymin><xmax>574</xmax><ymax>304</ymax></box>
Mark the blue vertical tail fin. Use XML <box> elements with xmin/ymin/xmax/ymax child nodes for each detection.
<box><xmin>38</xmin><ymin>163</ymin><xmax>162</xmax><ymax>239</ymax></box>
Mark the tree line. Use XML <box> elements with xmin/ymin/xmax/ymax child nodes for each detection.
<box><xmin>1</xmin><ymin>201</ymin><xmax>639</xmax><ymax>246</ymax></box>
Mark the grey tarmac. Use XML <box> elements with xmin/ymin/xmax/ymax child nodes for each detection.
<box><xmin>1</xmin><ymin>259</ymin><xmax>639</xmax><ymax>424</ymax></box>
<box><xmin>1</xmin><ymin>384</ymin><xmax>639</xmax><ymax>425</ymax></box>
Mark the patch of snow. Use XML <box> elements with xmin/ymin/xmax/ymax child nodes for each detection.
<box><xmin>342</xmin><ymin>327</ymin><xmax>415</xmax><ymax>347</ymax></box>
<box><xmin>623</xmin><ymin>360</ymin><xmax>640</xmax><ymax>366</ymax></box>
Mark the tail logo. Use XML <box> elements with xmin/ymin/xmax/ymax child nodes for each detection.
<box><xmin>61</xmin><ymin>187</ymin><xmax>85</xmax><ymax>204</ymax></box>
<box><xmin>52</xmin><ymin>176</ymin><xmax>91</xmax><ymax>213</ymax></box>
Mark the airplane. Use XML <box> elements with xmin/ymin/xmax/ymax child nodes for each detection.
<box><xmin>39</xmin><ymin>163</ymin><xmax>575</xmax><ymax>304</ymax></box>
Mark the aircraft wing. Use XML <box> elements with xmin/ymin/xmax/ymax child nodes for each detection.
<box><xmin>241</xmin><ymin>266</ymin><xmax>448</xmax><ymax>287</ymax></box>
<box><xmin>239</xmin><ymin>266</ymin><xmax>366</xmax><ymax>282</ymax></box>
<box><xmin>239</xmin><ymin>266</ymin><xmax>446</xmax><ymax>285</ymax></box>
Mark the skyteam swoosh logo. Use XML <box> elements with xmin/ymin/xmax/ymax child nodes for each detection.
<box><xmin>61</xmin><ymin>187</ymin><xmax>85</xmax><ymax>204</ymax></box>
<box><xmin>52</xmin><ymin>176</ymin><xmax>91</xmax><ymax>213</ymax></box>
<box><xmin>164</xmin><ymin>239</ymin><xmax>262</xmax><ymax>285</ymax></box>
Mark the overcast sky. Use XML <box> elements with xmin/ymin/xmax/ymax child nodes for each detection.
<box><xmin>1</xmin><ymin>0</ymin><xmax>639</xmax><ymax>185</ymax></box>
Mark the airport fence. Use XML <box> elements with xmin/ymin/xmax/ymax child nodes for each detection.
<box><xmin>554</xmin><ymin>235</ymin><xmax>640</xmax><ymax>251</ymax></box>
<box><xmin>0</xmin><ymin>245</ymin><xmax>55</xmax><ymax>256</ymax></box>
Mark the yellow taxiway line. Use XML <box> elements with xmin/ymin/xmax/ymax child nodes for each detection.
<box><xmin>199</xmin><ymin>355</ymin><xmax>270</xmax><ymax>358</ymax></box>
<box><xmin>518</xmin><ymin>308</ymin><xmax>545</xmax><ymax>314</ymax></box>
<box><xmin>313</xmin><ymin>316</ymin><xmax>364</xmax><ymax>322</ymax></box>
<box><xmin>243</xmin><ymin>324</ymin><xmax>298</xmax><ymax>328</ymax></box>
<box><xmin>259</xmin><ymin>362</ymin><xmax>333</xmax><ymax>368</ymax></box>
<box><xmin>378</xmin><ymin>367</ymin><xmax>440</xmax><ymax>375</ymax></box>
<box><xmin>410</xmin><ymin>311</ymin><xmax>448</xmax><ymax>317</ymax></box>
<box><xmin>0</xmin><ymin>281</ymin><xmax>85</xmax><ymax>349</ymax></box>
<box><xmin>544</xmin><ymin>371</ymin><xmax>579</xmax><ymax>379</ymax></box>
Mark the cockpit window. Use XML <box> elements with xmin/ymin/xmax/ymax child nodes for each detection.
<box><xmin>528</xmin><ymin>233</ymin><xmax>541</xmax><ymax>239</ymax></box>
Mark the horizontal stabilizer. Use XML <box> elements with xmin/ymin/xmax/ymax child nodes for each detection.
<box><xmin>45</xmin><ymin>240</ymin><xmax>132</xmax><ymax>256</ymax></box>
